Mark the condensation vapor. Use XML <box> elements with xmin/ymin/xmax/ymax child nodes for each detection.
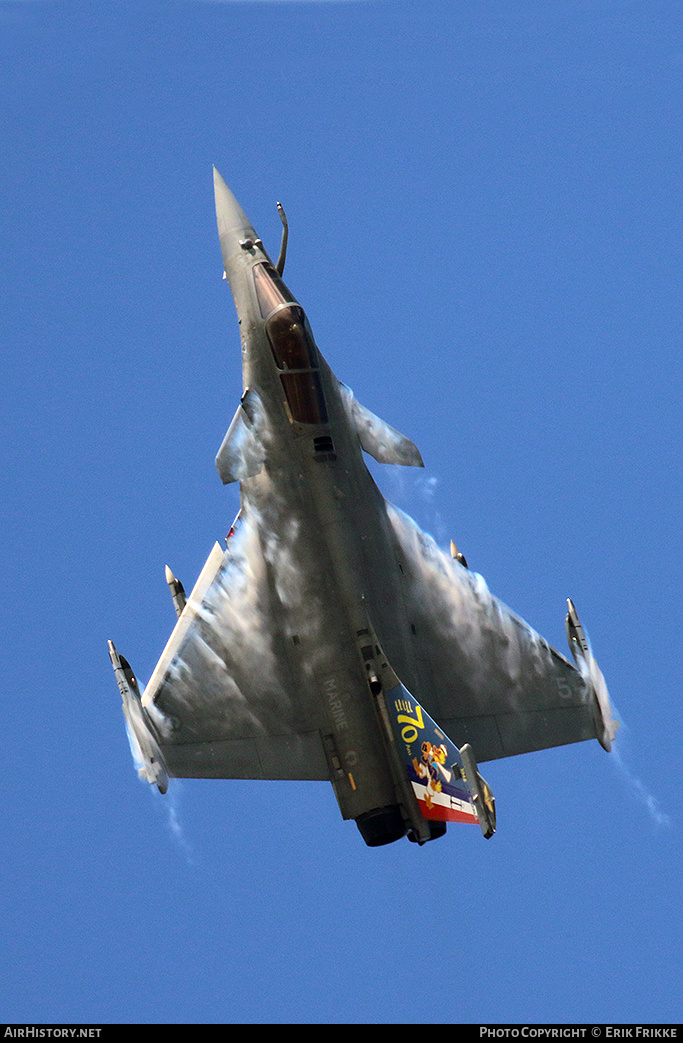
<box><xmin>145</xmin><ymin>472</ymin><xmax>337</xmax><ymax>746</ymax></box>
<box><xmin>153</xmin><ymin>781</ymin><xmax>196</xmax><ymax>863</ymax></box>
<box><xmin>126</xmin><ymin>684</ymin><xmax>196</xmax><ymax>859</ymax></box>
<box><xmin>387</xmin><ymin>502</ymin><xmax>564</xmax><ymax>706</ymax></box>
<box><xmin>609</xmin><ymin>717</ymin><xmax>671</xmax><ymax>829</ymax></box>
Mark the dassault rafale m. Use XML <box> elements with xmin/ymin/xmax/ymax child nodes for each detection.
<box><xmin>109</xmin><ymin>169</ymin><xmax>617</xmax><ymax>847</ymax></box>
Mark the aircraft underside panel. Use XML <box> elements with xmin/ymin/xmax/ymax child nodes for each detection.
<box><xmin>159</xmin><ymin>732</ymin><xmax>330</xmax><ymax>781</ymax></box>
<box><xmin>385</xmin><ymin>504</ymin><xmax>602</xmax><ymax>762</ymax></box>
<box><xmin>438</xmin><ymin>706</ymin><xmax>599</xmax><ymax>763</ymax></box>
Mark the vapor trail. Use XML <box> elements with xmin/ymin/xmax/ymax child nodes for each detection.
<box><xmin>151</xmin><ymin>780</ymin><xmax>197</xmax><ymax>863</ymax></box>
<box><xmin>608</xmin><ymin>716</ymin><xmax>671</xmax><ymax>828</ymax></box>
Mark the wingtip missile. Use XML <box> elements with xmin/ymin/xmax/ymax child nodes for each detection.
<box><xmin>565</xmin><ymin>599</ymin><xmax>618</xmax><ymax>753</ymax></box>
<box><xmin>108</xmin><ymin>640</ymin><xmax>142</xmax><ymax>702</ymax></box>
<box><xmin>565</xmin><ymin>597</ymin><xmax>590</xmax><ymax>661</ymax></box>
<box><xmin>108</xmin><ymin>641</ymin><xmax>169</xmax><ymax>794</ymax></box>
<box><xmin>165</xmin><ymin>565</ymin><xmax>187</xmax><ymax>619</ymax></box>
<box><xmin>450</xmin><ymin>540</ymin><xmax>468</xmax><ymax>568</ymax></box>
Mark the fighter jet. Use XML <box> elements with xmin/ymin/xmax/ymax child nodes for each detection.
<box><xmin>108</xmin><ymin>169</ymin><xmax>617</xmax><ymax>847</ymax></box>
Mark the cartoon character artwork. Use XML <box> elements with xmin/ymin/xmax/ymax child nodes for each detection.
<box><xmin>386</xmin><ymin>687</ymin><xmax>481</xmax><ymax>826</ymax></box>
<box><xmin>413</xmin><ymin>741</ymin><xmax>453</xmax><ymax>809</ymax></box>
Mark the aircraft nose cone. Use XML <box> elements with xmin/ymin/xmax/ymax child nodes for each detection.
<box><xmin>213</xmin><ymin>167</ymin><xmax>260</xmax><ymax>275</ymax></box>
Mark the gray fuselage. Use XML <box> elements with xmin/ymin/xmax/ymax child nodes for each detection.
<box><xmin>227</xmin><ymin>251</ymin><xmax>417</xmax><ymax>825</ymax></box>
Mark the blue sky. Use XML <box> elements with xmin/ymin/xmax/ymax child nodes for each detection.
<box><xmin>1</xmin><ymin>0</ymin><xmax>681</xmax><ymax>1026</ymax></box>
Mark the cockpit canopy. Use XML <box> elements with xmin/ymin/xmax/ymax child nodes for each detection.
<box><xmin>266</xmin><ymin>306</ymin><xmax>318</xmax><ymax>371</ymax></box>
<box><xmin>252</xmin><ymin>261</ymin><xmax>295</xmax><ymax>319</ymax></box>
<box><xmin>252</xmin><ymin>262</ymin><xmax>328</xmax><ymax>426</ymax></box>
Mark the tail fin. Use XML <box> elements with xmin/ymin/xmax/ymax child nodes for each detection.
<box><xmin>384</xmin><ymin>682</ymin><xmax>496</xmax><ymax>838</ymax></box>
